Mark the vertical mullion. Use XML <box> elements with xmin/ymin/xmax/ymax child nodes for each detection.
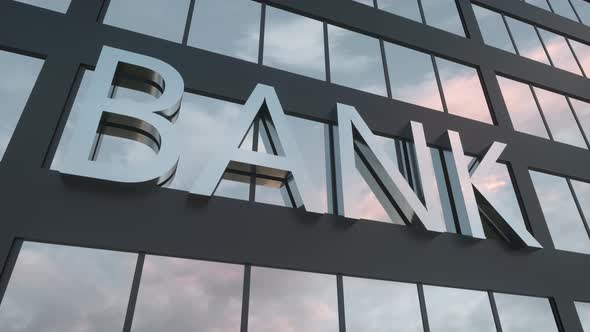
<box><xmin>182</xmin><ymin>0</ymin><xmax>197</xmax><ymax>45</ymax></box>
<box><xmin>565</xmin><ymin>97</ymin><xmax>590</xmax><ymax>149</ymax></box>
<box><xmin>249</xmin><ymin>120</ymin><xmax>260</xmax><ymax>202</ymax></box>
<box><xmin>258</xmin><ymin>4</ymin><xmax>266</xmax><ymax>66</ymax></box>
<box><xmin>488</xmin><ymin>292</ymin><xmax>504</xmax><ymax>332</ymax></box>
<box><xmin>417</xmin><ymin>0</ymin><xmax>427</xmax><ymax>24</ymax></box>
<box><xmin>566</xmin><ymin>178</ymin><xmax>590</xmax><ymax>240</ymax></box>
<box><xmin>502</xmin><ymin>14</ymin><xmax>520</xmax><ymax>55</ymax></box>
<box><xmin>337</xmin><ymin>274</ymin><xmax>346</xmax><ymax>332</ymax></box>
<box><xmin>569</xmin><ymin>0</ymin><xmax>583</xmax><ymax>23</ymax></box>
<box><xmin>431</xmin><ymin>56</ymin><xmax>449</xmax><ymax>114</ymax></box>
<box><xmin>535</xmin><ymin>26</ymin><xmax>555</xmax><ymax>67</ymax></box>
<box><xmin>240</xmin><ymin>265</ymin><xmax>251</xmax><ymax>332</ymax></box>
<box><xmin>439</xmin><ymin>149</ymin><xmax>462</xmax><ymax>234</ymax></box>
<box><xmin>97</xmin><ymin>0</ymin><xmax>112</xmax><ymax>23</ymax></box>
<box><xmin>327</xmin><ymin>125</ymin><xmax>339</xmax><ymax>215</ymax></box>
<box><xmin>417</xmin><ymin>283</ymin><xmax>431</xmax><ymax>332</ymax></box>
<box><xmin>0</xmin><ymin>238</ymin><xmax>22</xmax><ymax>309</ymax></box>
<box><xmin>122</xmin><ymin>253</ymin><xmax>145</xmax><ymax>332</ymax></box>
<box><xmin>324</xmin><ymin>22</ymin><xmax>331</xmax><ymax>83</ymax></box>
<box><xmin>566</xmin><ymin>38</ymin><xmax>587</xmax><ymax>77</ymax></box>
<box><xmin>379</xmin><ymin>39</ymin><xmax>393</xmax><ymax>99</ymax></box>
<box><xmin>529</xmin><ymin>84</ymin><xmax>555</xmax><ymax>141</ymax></box>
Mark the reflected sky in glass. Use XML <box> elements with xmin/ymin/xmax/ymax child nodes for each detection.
<box><xmin>353</xmin><ymin>0</ymin><xmax>375</xmax><ymax>7</ymax></box>
<box><xmin>0</xmin><ymin>242</ymin><xmax>136</xmax><ymax>332</ymax></box>
<box><xmin>473</xmin><ymin>6</ymin><xmax>516</xmax><ymax>54</ymax></box>
<box><xmin>421</xmin><ymin>0</ymin><xmax>465</xmax><ymax>36</ymax></box>
<box><xmin>0</xmin><ymin>51</ymin><xmax>43</xmax><ymax>161</ymax></box>
<box><xmin>505</xmin><ymin>17</ymin><xmax>551</xmax><ymax>65</ymax></box>
<box><xmin>571</xmin><ymin>0</ymin><xmax>590</xmax><ymax>24</ymax></box>
<box><xmin>494</xmin><ymin>293</ymin><xmax>558</xmax><ymax>332</ymax></box>
<box><xmin>575</xmin><ymin>301</ymin><xmax>590</xmax><ymax>330</ymax></box>
<box><xmin>131</xmin><ymin>255</ymin><xmax>243</xmax><ymax>332</ymax></box>
<box><xmin>571</xmin><ymin>180</ymin><xmax>590</xmax><ymax>226</ymax></box>
<box><xmin>473</xmin><ymin>162</ymin><xmax>528</xmax><ymax>232</ymax></box>
<box><xmin>570</xmin><ymin>98</ymin><xmax>590</xmax><ymax>142</ymax></box>
<box><xmin>378</xmin><ymin>0</ymin><xmax>422</xmax><ymax>23</ymax></box>
<box><xmin>569</xmin><ymin>40</ymin><xmax>590</xmax><ymax>77</ymax></box>
<box><xmin>343</xmin><ymin>277</ymin><xmax>423</xmax><ymax>332</ymax></box>
<box><xmin>538</xmin><ymin>29</ymin><xmax>583</xmax><ymax>75</ymax></box>
<box><xmin>264</xmin><ymin>7</ymin><xmax>325</xmax><ymax>80</ymax></box>
<box><xmin>14</xmin><ymin>0</ymin><xmax>70</xmax><ymax>13</ymax></box>
<box><xmin>497</xmin><ymin>77</ymin><xmax>549</xmax><ymax>139</ymax></box>
<box><xmin>547</xmin><ymin>0</ymin><xmax>579</xmax><ymax>21</ymax></box>
<box><xmin>187</xmin><ymin>0</ymin><xmax>260</xmax><ymax>63</ymax></box>
<box><xmin>384</xmin><ymin>42</ymin><xmax>443</xmax><ymax>111</ymax></box>
<box><xmin>530</xmin><ymin>170</ymin><xmax>590</xmax><ymax>254</ymax></box>
<box><xmin>104</xmin><ymin>0</ymin><xmax>190</xmax><ymax>43</ymax></box>
<box><xmin>533</xmin><ymin>87</ymin><xmax>588</xmax><ymax>149</ymax></box>
<box><xmin>423</xmin><ymin>285</ymin><xmax>496</xmax><ymax>332</ymax></box>
<box><xmin>435</xmin><ymin>58</ymin><xmax>493</xmax><ymax>124</ymax></box>
<box><xmin>328</xmin><ymin>25</ymin><xmax>387</xmax><ymax>96</ymax></box>
<box><xmin>525</xmin><ymin>0</ymin><xmax>552</xmax><ymax>11</ymax></box>
<box><xmin>248</xmin><ymin>267</ymin><xmax>338</xmax><ymax>332</ymax></box>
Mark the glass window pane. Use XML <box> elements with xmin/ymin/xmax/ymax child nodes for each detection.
<box><xmin>377</xmin><ymin>0</ymin><xmax>422</xmax><ymax>23</ymax></box>
<box><xmin>384</xmin><ymin>42</ymin><xmax>443</xmax><ymax>111</ymax></box>
<box><xmin>505</xmin><ymin>17</ymin><xmax>551</xmax><ymax>65</ymax></box>
<box><xmin>525</xmin><ymin>0</ymin><xmax>552</xmax><ymax>11</ymax></box>
<box><xmin>263</xmin><ymin>7</ymin><xmax>325</xmax><ymax>80</ymax></box>
<box><xmin>548</xmin><ymin>0</ymin><xmax>580</xmax><ymax>21</ymax></box>
<box><xmin>0</xmin><ymin>51</ymin><xmax>44</xmax><ymax>161</ymax></box>
<box><xmin>14</xmin><ymin>0</ymin><xmax>71</xmax><ymax>13</ymax></box>
<box><xmin>431</xmin><ymin>148</ymin><xmax>457</xmax><ymax>233</ymax></box>
<box><xmin>530</xmin><ymin>170</ymin><xmax>590</xmax><ymax>254</ymax></box>
<box><xmin>248</xmin><ymin>267</ymin><xmax>338</xmax><ymax>332</ymax></box>
<box><xmin>533</xmin><ymin>87</ymin><xmax>588</xmax><ymax>149</ymax></box>
<box><xmin>473</xmin><ymin>6</ymin><xmax>516</xmax><ymax>53</ymax></box>
<box><xmin>538</xmin><ymin>28</ymin><xmax>583</xmax><ymax>75</ymax></box>
<box><xmin>187</xmin><ymin>0</ymin><xmax>260</xmax><ymax>62</ymax></box>
<box><xmin>421</xmin><ymin>0</ymin><xmax>465</xmax><ymax>36</ymax></box>
<box><xmin>497</xmin><ymin>77</ymin><xmax>549</xmax><ymax>139</ymax></box>
<box><xmin>343</xmin><ymin>277</ymin><xmax>423</xmax><ymax>332</ymax></box>
<box><xmin>571</xmin><ymin>180</ymin><xmax>590</xmax><ymax>224</ymax></box>
<box><xmin>435</xmin><ymin>58</ymin><xmax>493</xmax><ymax>124</ymax></box>
<box><xmin>353</xmin><ymin>0</ymin><xmax>375</xmax><ymax>7</ymax></box>
<box><xmin>423</xmin><ymin>286</ymin><xmax>496</xmax><ymax>332</ymax></box>
<box><xmin>494</xmin><ymin>293</ymin><xmax>558</xmax><ymax>332</ymax></box>
<box><xmin>328</xmin><ymin>25</ymin><xmax>387</xmax><ymax>96</ymax></box>
<box><xmin>570</xmin><ymin>40</ymin><xmax>590</xmax><ymax>76</ymax></box>
<box><xmin>473</xmin><ymin>162</ymin><xmax>528</xmax><ymax>231</ymax></box>
<box><xmin>570</xmin><ymin>98</ymin><xmax>590</xmax><ymax>140</ymax></box>
<box><xmin>103</xmin><ymin>0</ymin><xmax>190</xmax><ymax>43</ymax></box>
<box><xmin>0</xmin><ymin>242</ymin><xmax>137</xmax><ymax>332</ymax></box>
<box><xmin>215</xmin><ymin>177</ymin><xmax>250</xmax><ymax>201</ymax></box>
<box><xmin>575</xmin><ymin>301</ymin><xmax>590</xmax><ymax>331</ymax></box>
<box><xmin>131</xmin><ymin>255</ymin><xmax>243</xmax><ymax>332</ymax></box>
<box><xmin>571</xmin><ymin>0</ymin><xmax>590</xmax><ymax>24</ymax></box>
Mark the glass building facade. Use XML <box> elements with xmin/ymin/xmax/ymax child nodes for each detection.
<box><xmin>1</xmin><ymin>0</ymin><xmax>590</xmax><ymax>331</ymax></box>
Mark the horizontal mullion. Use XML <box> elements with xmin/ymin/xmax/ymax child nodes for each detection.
<box><xmin>4</xmin><ymin>169</ymin><xmax>590</xmax><ymax>302</ymax></box>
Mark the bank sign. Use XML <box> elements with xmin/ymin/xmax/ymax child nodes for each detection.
<box><xmin>56</xmin><ymin>47</ymin><xmax>541</xmax><ymax>249</ymax></box>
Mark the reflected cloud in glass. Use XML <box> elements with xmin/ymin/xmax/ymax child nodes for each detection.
<box><xmin>131</xmin><ymin>255</ymin><xmax>243</xmax><ymax>332</ymax></box>
<box><xmin>187</xmin><ymin>0</ymin><xmax>260</xmax><ymax>63</ymax></box>
<box><xmin>378</xmin><ymin>0</ymin><xmax>422</xmax><ymax>23</ymax></box>
<box><xmin>473</xmin><ymin>6</ymin><xmax>516</xmax><ymax>53</ymax></box>
<box><xmin>575</xmin><ymin>301</ymin><xmax>590</xmax><ymax>330</ymax></box>
<box><xmin>248</xmin><ymin>267</ymin><xmax>338</xmax><ymax>332</ymax></box>
<box><xmin>571</xmin><ymin>0</ymin><xmax>590</xmax><ymax>24</ymax></box>
<box><xmin>384</xmin><ymin>42</ymin><xmax>443</xmax><ymax>111</ymax></box>
<box><xmin>421</xmin><ymin>0</ymin><xmax>465</xmax><ymax>36</ymax></box>
<box><xmin>435</xmin><ymin>58</ymin><xmax>493</xmax><ymax>124</ymax></box>
<box><xmin>423</xmin><ymin>285</ymin><xmax>496</xmax><ymax>332</ymax></box>
<box><xmin>538</xmin><ymin>28</ymin><xmax>583</xmax><ymax>75</ymax></box>
<box><xmin>570</xmin><ymin>98</ymin><xmax>590</xmax><ymax>144</ymax></box>
<box><xmin>530</xmin><ymin>170</ymin><xmax>590</xmax><ymax>254</ymax></box>
<box><xmin>533</xmin><ymin>87</ymin><xmax>587</xmax><ymax>149</ymax></box>
<box><xmin>505</xmin><ymin>17</ymin><xmax>551</xmax><ymax>65</ymax></box>
<box><xmin>0</xmin><ymin>50</ymin><xmax>44</xmax><ymax>161</ymax></box>
<box><xmin>547</xmin><ymin>0</ymin><xmax>579</xmax><ymax>21</ymax></box>
<box><xmin>328</xmin><ymin>25</ymin><xmax>387</xmax><ymax>96</ymax></box>
<box><xmin>263</xmin><ymin>7</ymin><xmax>325</xmax><ymax>80</ymax></box>
<box><xmin>494</xmin><ymin>293</ymin><xmax>558</xmax><ymax>332</ymax></box>
<box><xmin>343</xmin><ymin>277</ymin><xmax>423</xmax><ymax>332</ymax></box>
<box><xmin>497</xmin><ymin>77</ymin><xmax>549</xmax><ymax>139</ymax></box>
<box><xmin>103</xmin><ymin>0</ymin><xmax>190</xmax><ymax>43</ymax></box>
<box><xmin>0</xmin><ymin>242</ymin><xmax>137</xmax><ymax>332</ymax></box>
<box><xmin>569</xmin><ymin>40</ymin><xmax>590</xmax><ymax>77</ymax></box>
